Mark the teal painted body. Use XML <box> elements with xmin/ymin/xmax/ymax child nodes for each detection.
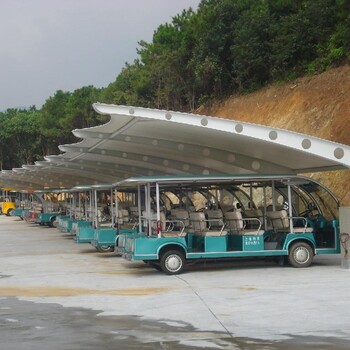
<box><xmin>123</xmin><ymin>220</ymin><xmax>340</xmax><ymax>262</ymax></box>
<box><xmin>115</xmin><ymin>231</ymin><xmax>145</xmax><ymax>255</ymax></box>
<box><xmin>91</xmin><ymin>228</ymin><xmax>138</xmax><ymax>248</ymax></box>
<box><xmin>75</xmin><ymin>226</ymin><xmax>95</xmax><ymax>243</ymax></box>
<box><xmin>36</xmin><ymin>212</ymin><xmax>60</xmax><ymax>226</ymax></box>
<box><xmin>13</xmin><ymin>208</ymin><xmax>30</xmax><ymax>220</ymax></box>
<box><xmin>60</xmin><ymin>218</ymin><xmax>77</xmax><ymax>233</ymax></box>
<box><xmin>57</xmin><ymin>215</ymin><xmax>71</xmax><ymax>231</ymax></box>
<box><xmin>13</xmin><ymin>208</ymin><xmax>24</xmax><ymax>217</ymax></box>
<box><xmin>72</xmin><ymin>220</ymin><xmax>93</xmax><ymax>237</ymax></box>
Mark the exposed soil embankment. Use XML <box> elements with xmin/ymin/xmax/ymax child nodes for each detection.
<box><xmin>200</xmin><ymin>65</ymin><xmax>350</xmax><ymax>205</ymax></box>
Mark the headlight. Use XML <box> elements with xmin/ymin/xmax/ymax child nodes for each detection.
<box><xmin>125</xmin><ymin>238</ymin><xmax>135</xmax><ymax>253</ymax></box>
<box><xmin>118</xmin><ymin>235</ymin><xmax>125</xmax><ymax>247</ymax></box>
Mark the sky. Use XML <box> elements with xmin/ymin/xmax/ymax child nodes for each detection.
<box><xmin>0</xmin><ymin>0</ymin><xmax>201</xmax><ymax>110</ymax></box>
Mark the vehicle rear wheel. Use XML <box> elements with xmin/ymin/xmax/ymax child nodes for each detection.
<box><xmin>160</xmin><ymin>250</ymin><xmax>185</xmax><ymax>275</ymax></box>
<box><xmin>49</xmin><ymin>217</ymin><xmax>57</xmax><ymax>228</ymax></box>
<box><xmin>288</xmin><ymin>242</ymin><xmax>313</xmax><ymax>268</ymax></box>
<box><xmin>95</xmin><ymin>246</ymin><xmax>114</xmax><ymax>253</ymax></box>
<box><xmin>6</xmin><ymin>209</ymin><xmax>13</xmax><ymax>216</ymax></box>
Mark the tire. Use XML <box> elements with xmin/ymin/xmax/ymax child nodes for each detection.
<box><xmin>288</xmin><ymin>242</ymin><xmax>313</xmax><ymax>268</ymax></box>
<box><xmin>147</xmin><ymin>261</ymin><xmax>162</xmax><ymax>272</ymax></box>
<box><xmin>274</xmin><ymin>256</ymin><xmax>287</xmax><ymax>266</ymax></box>
<box><xmin>49</xmin><ymin>217</ymin><xmax>56</xmax><ymax>228</ymax></box>
<box><xmin>95</xmin><ymin>246</ymin><xmax>114</xmax><ymax>253</ymax></box>
<box><xmin>6</xmin><ymin>209</ymin><xmax>13</xmax><ymax>216</ymax></box>
<box><xmin>160</xmin><ymin>250</ymin><xmax>185</xmax><ymax>275</ymax></box>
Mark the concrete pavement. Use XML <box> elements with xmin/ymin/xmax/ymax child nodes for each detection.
<box><xmin>0</xmin><ymin>215</ymin><xmax>349</xmax><ymax>349</ymax></box>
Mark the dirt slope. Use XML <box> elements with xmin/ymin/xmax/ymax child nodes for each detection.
<box><xmin>199</xmin><ymin>65</ymin><xmax>350</xmax><ymax>205</ymax></box>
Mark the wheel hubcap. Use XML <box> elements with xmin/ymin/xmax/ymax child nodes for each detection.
<box><xmin>165</xmin><ymin>255</ymin><xmax>182</xmax><ymax>272</ymax></box>
<box><xmin>294</xmin><ymin>247</ymin><xmax>309</xmax><ymax>264</ymax></box>
<box><xmin>100</xmin><ymin>246</ymin><xmax>111</xmax><ymax>251</ymax></box>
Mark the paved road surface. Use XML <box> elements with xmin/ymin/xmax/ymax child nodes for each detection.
<box><xmin>0</xmin><ymin>216</ymin><xmax>349</xmax><ymax>349</ymax></box>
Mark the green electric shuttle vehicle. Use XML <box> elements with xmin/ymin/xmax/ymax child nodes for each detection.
<box><xmin>116</xmin><ymin>174</ymin><xmax>341</xmax><ymax>274</ymax></box>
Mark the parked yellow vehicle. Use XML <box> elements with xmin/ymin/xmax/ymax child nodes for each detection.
<box><xmin>0</xmin><ymin>189</ymin><xmax>16</xmax><ymax>216</ymax></box>
<box><xmin>1</xmin><ymin>200</ymin><xmax>15</xmax><ymax>216</ymax></box>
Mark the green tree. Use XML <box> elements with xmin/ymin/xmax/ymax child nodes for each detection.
<box><xmin>40</xmin><ymin>90</ymin><xmax>72</xmax><ymax>154</ymax></box>
<box><xmin>270</xmin><ymin>0</ymin><xmax>337</xmax><ymax>79</ymax></box>
<box><xmin>65</xmin><ymin>85</ymin><xmax>105</xmax><ymax>129</ymax></box>
<box><xmin>231</xmin><ymin>1</ymin><xmax>272</xmax><ymax>90</ymax></box>
<box><xmin>0</xmin><ymin>108</ymin><xmax>43</xmax><ymax>169</ymax></box>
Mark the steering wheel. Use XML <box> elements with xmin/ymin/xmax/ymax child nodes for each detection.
<box><xmin>299</xmin><ymin>208</ymin><xmax>313</xmax><ymax>217</ymax></box>
<box><xmin>299</xmin><ymin>208</ymin><xmax>322</xmax><ymax>219</ymax></box>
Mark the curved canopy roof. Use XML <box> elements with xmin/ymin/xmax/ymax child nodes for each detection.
<box><xmin>1</xmin><ymin>103</ymin><xmax>349</xmax><ymax>190</ymax></box>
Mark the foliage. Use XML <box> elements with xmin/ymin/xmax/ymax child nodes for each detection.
<box><xmin>102</xmin><ymin>0</ymin><xmax>349</xmax><ymax>108</ymax></box>
<box><xmin>39</xmin><ymin>86</ymin><xmax>105</xmax><ymax>155</ymax></box>
<box><xmin>0</xmin><ymin>107</ymin><xmax>43</xmax><ymax>170</ymax></box>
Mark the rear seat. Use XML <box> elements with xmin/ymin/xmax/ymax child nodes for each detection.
<box><xmin>243</xmin><ymin>209</ymin><xmax>264</xmax><ymax>229</ymax></box>
<box><xmin>189</xmin><ymin>212</ymin><xmax>227</xmax><ymax>236</ymax></box>
<box><xmin>205</xmin><ymin>209</ymin><xmax>224</xmax><ymax>230</ymax></box>
<box><xmin>224</xmin><ymin>211</ymin><xmax>263</xmax><ymax>235</ymax></box>
<box><xmin>129</xmin><ymin>206</ymin><xmax>139</xmax><ymax>219</ymax></box>
<box><xmin>266</xmin><ymin>210</ymin><xmax>313</xmax><ymax>233</ymax></box>
<box><xmin>162</xmin><ymin>209</ymin><xmax>188</xmax><ymax>237</ymax></box>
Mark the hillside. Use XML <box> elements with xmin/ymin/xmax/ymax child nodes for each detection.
<box><xmin>199</xmin><ymin>64</ymin><xmax>350</xmax><ymax>205</ymax></box>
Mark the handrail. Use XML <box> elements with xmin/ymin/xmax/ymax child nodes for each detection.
<box><xmin>150</xmin><ymin>218</ymin><xmax>185</xmax><ymax>235</ymax></box>
<box><xmin>241</xmin><ymin>217</ymin><xmax>263</xmax><ymax>232</ymax></box>
<box><xmin>190</xmin><ymin>218</ymin><xmax>226</xmax><ymax>236</ymax></box>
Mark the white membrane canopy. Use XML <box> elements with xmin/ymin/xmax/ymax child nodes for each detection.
<box><xmin>1</xmin><ymin>103</ymin><xmax>349</xmax><ymax>190</ymax></box>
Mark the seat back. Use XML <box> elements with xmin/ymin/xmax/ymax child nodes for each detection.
<box><xmin>149</xmin><ymin>211</ymin><xmax>167</xmax><ymax>232</ymax></box>
<box><xmin>266</xmin><ymin>210</ymin><xmax>289</xmax><ymax>231</ymax></box>
<box><xmin>189</xmin><ymin>212</ymin><xmax>207</xmax><ymax>233</ymax></box>
<box><xmin>243</xmin><ymin>209</ymin><xmax>264</xmax><ymax>228</ymax></box>
<box><xmin>205</xmin><ymin>209</ymin><xmax>224</xmax><ymax>228</ymax></box>
<box><xmin>121</xmin><ymin>209</ymin><xmax>129</xmax><ymax>223</ymax></box>
<box><xmin>129</xmin><ymin>206</ymin><xmax>139</xmax><ymax>218</ymax></box>
<box><xmin>224</xmin><ymin>211</ymin><xmax>244</xmax><ymax>232</ymax></box>
<box><xmin>170</xmin><ymin>209</ymin><xmax>190</xmax><ymax>227</ymax></box>
<box><xmin>244</xmin><ymin>208</ymin><xmax>263</xmax><ymax>219</ymax></box>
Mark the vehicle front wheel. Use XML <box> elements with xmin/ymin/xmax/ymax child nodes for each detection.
<box><xmin>160</xmin><ymin>250</ymin><xmax>185</xmax><ymax>275</ymax></box>
<box><xmin>49</xmin><ymin>217</ymin><xmax>57</xmax><ymax>228</ymax></box>
<box><xmin>288</xmin><ymin>242</ymin><xmax>313</xmax><ymax>268</ymax></box>
<box><xmin>95</xmin><ymin>246</ymin><xmax>114</xmax><ymax>253</ymax></box>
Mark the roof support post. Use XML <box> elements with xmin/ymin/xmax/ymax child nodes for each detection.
<box><xmin>147</xmin><ymin>183</ymin><xmax>151</xmax><ymax>236</ymax></box>
<box><xmin>156</xmin><ymin>182</ymin><xmax>161</xmax><ymax>237</ymax></box>
<box><xmin>138</xmin><ymin>185</ymin><xmax>142</xmax><ymax>232</ymax></box>
<box><xmin>287</xmin><ymin>184</ymin><xmax>294</xmax><ymax>233</ymax></box>
<box><xmin>111</xmin><ymin>188</ymin><xmax>115</xmax><ymax>227</ymax></box>
<box><xmin>69</xmin><ymin>194</ymin><xmax>73</xmax><ymax>218</ymax></box>
<box><xmin>89</xmin><ymin>191</ymin><xmax>92</xmax><ymax>222</ymax></box>
<box><xmin>263</xmin><ymin>184</ymin><xmax>267</xmax><ymax>230</ymax></box>
<box><xmin>114</xmin><ymin>188</ymin><xmax>118</xmax><ymax>229</ymax></box>
<box><xmin>78</xmin><ymin>192</ymin><xmax>81</xmax><ymax>220</ymax></box>
<box><xmin>73</xmin><ymin>193</ymin><xmax>76</xmax><ymax>219</ymax></box>
<box><xmin>272</xmin><ymin>180</ymin><xmax>276</xmax><ymax>211</ymax></box>
<box><xmin>94</xmin><ymin>189</ymin><xmax>98</xmax><ymax>229</ymax></box>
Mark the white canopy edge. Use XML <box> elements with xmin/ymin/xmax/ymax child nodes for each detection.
<box><xmin>1</xmin><ymin>103</ymin><xmax>349</xmax><ymax>191</ymax></box>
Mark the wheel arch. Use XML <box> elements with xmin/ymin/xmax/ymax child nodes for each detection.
<box><xmin>157</xmin><ymin>243</ymin><xmax>187</xmax><ymax>259</ymax></box>
<box><xmin>286</xmin><ymin>237</ymin><xmax>315</xmax><ymax>254</ymax></box>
